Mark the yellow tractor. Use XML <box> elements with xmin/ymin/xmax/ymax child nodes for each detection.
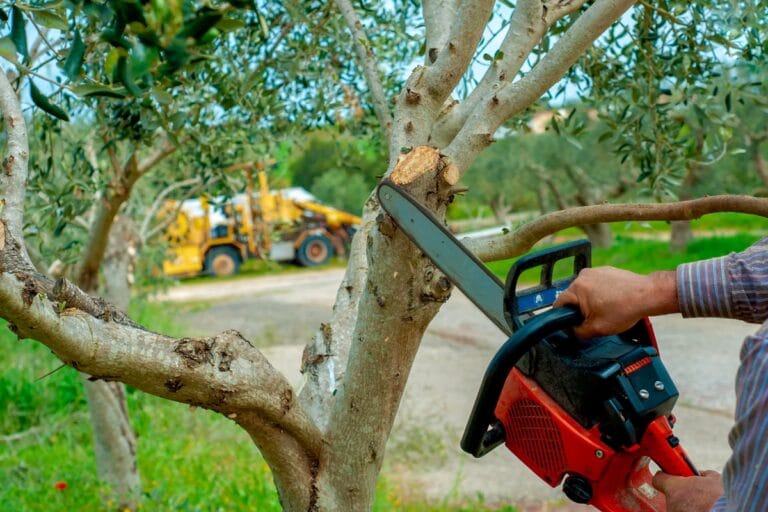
<box><xmin>161</xmin><ymin>163</ymin><xmax>361</xmax><ymax>277</ymax></box>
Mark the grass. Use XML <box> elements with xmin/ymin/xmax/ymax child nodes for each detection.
<box><xmin>487</xmin><ymin>232</ymin><xmax>764</xmax><ymax>281</ymax></box>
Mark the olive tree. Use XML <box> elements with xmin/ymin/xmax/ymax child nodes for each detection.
<box><xmin>2</xmin><ymin>1</ymin><xmax>767</xmax><ymax>511</ymax></box>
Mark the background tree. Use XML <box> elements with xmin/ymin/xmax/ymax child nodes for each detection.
<box><xmin>1</xmin><ymin>2</ymin><xmax>767</xmax><ymax>512</ymax></box>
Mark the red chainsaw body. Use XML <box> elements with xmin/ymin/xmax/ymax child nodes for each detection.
<box><xmin>494</xmin><ymin>319</ymin><xmax>696</xmax><ymax>512</ymax></box>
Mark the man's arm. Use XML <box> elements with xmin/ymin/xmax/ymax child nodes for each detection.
<box><xmin>677</xmin><ymin>237</ymin><xmax>768</xmax><ymax>324</ymax></box>
<box><xmin>554</xmin><ymin>237</ymin><xmax>768</xmax><ymax>337</ymax></box>
<box><xmin>552</xmin><ymin>267</ymin><xmax>678</xmax><ymax>338</ymax></box>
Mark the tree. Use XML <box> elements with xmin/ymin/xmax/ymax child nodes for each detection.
<box><xmin>6</xmin><ymin>1</ymin><xmax>369</xmax><ymax>508</ymax></box>
<box><xmin>2</xmin><ymin>2</ymin><xmax>768</xmax><ymax>512</ymax></box>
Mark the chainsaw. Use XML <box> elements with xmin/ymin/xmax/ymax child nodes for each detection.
<box><xmin>378</xmin><ymin>181</ymin><xmax>698</xmax><ymax>511</ymax></box>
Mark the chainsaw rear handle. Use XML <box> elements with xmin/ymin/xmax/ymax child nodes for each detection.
<box><xmin>461</xmin><ymin>305</ymin><xmax>584</xmax><ymax>457</ymax></box>
<box><xmin>505</xmin><ymin>239</ymin><xmax>591</xmax><ymax>331</ymax></box>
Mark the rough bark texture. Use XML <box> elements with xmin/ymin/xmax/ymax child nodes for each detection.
<box><xmin>324</xmin><ymin>147</ymin><xmax>454</xmax><ymax>510</ymax></box>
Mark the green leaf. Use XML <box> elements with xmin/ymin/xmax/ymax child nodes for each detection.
<box><xmin>63</xmin><ymin>30</ymin><xmax>85</xmax><ymax>80</ymax></box>
<box><xmin>0</xmin><ymin>37</ymin><xmax>17</xmax><ymax>63</ymax></box>
<box><xmin>215</xmin><ymin>17</ymin><xmax>245</xmax><ymax>32</ymax></box>
<box><xmin>257</xmin><ymin>10</ymin><xmax>269</xmax><ymax>38</ymax></box>
<box><xmin>151</xmin><ymin>88</ymin><xmax>173</xmax><ymax>104</ymax></box>
<box><xmin>116</xmin><ymin>55</ymin><xmax>142</xmax><ymax>96</ymax></box>
<box><xmin>29</xmin><ymin>80</ymin><xmax>69</xmax><ymax>122</ymax></box>
<box><xmin>31</xmin><ymin>9</ymin><xmax>68</xmax><ymax>31</ymax></box>
<box><xmin>178</xmin><ymin>9</ymin><xmax>223</xmax><ymax>41</ymax></box>
<box><xmin>11</xmin><ymin>5</ymin><xmax>28</xmax><ymax>61</ymax></box>
<box><xmin>71</xmin><ymin>84</ymin><xmax>127</xmax><ymax>98</ymax></box>
<box><xmin>105</xmin><ymin>47</ymin><xmax>122</xmax><ymax>79</ymax></box>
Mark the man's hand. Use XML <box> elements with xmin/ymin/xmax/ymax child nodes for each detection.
<box><xmin>553</xmin><ymin>267</ymin><xmax>679</xmax><ymax>338</ymax></box>
<box><xmin>653</xmin><ymin>470</ymin><xmax>724</xmax><ymax>512</ymax></box>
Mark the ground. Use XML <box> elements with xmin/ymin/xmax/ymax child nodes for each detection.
<box><xmin>163</xmin><ymin>267</ymin><xmax>751</xmax><ymax>511</ymax></box>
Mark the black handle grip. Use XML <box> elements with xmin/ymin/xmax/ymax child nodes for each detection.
<box><xmin>504</xmin><ymin>240</ymin><xmax>591</xmax><ymax>331</ymax></box>
<box><xmin>461</xmin><ymin>306</ymin><xmax>584</xmax><ymax>457</ymax></box>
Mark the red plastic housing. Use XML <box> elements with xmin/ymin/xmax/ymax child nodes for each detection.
<box><xmin>494</xmin><ymin>322</ymin><xmax>696</xmax><ymax>512</ymax></box>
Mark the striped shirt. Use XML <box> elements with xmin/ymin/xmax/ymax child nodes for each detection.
<box><xmin>676</xmin><ymin>237</ymin><xmax>768</xmax><ymax>512</ymax></box>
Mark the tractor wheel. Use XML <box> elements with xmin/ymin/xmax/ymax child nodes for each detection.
<box><xmin>205</xmin><ymin>246</ymin><xmax>241</xmax><ymax>277</ymax></box>
<box><xmin>296</xmin><ymin>235</ymin><xmax>334</xmax><ymax>267</ymax></box>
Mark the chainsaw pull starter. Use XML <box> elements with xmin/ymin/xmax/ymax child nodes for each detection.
<box><xmin>462</xmin><ymin>241</ymin><xmax>698</xmax><ymax>512</ymax></box>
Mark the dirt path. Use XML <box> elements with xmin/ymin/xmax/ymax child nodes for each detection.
<box><xmin>164</xmin><ymin>268</ymin><xmax>752</xmax><ymax>510</ymax></box>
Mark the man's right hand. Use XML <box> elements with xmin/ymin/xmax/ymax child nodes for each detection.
<box><xmin>553</xmin><ymin>266</ymin><xmax>679</xmax><ymax>339</ymax></box>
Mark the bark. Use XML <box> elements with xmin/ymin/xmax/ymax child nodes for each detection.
<box><xmin>431</xmin><ymin>0</ymin><xmax>590</xmax><ymax>147</ymax></box>
<box><xmin>466</xmin><ymin>195</ymin><xmax>768</xmax><ymax>262</ymax></box>
<box><xmin>749</xmin><ymin>135</ymin><xmax>768</xmax><ymax>188</ymax></box>
<box><xmin>333</xmin><ymin>0</ymin><xmax>392</xmax><ymax>140</ymax></box>
<box><xmin>581</xmin><ymin>223</ymin><xmax>614</xmax><ymax>248</ymax></box>
<box><xmin>76</xmin><ymin>138</ymin><xmax>176</xmax><ymax>291</ymax></box>
<box><xmin>0</xmin><ymin>70</ymin><xmax>30</xmax><ymax>262</ymax></box>
<box><xmin>0</xmin><ymin>240</ymin><xmax>323</xmax><ymax>510</ymax></box>
<box><xmin>81</xmin><ymin>379</ymin><xmax>141</xmax><ymax>509</ymax></box>
<box><xmin>669</xmin><ymin>158</ymin><xmax>701</xmax><ymax>252</ymax></box>
<box><xmin>669</xmin><ymin>221</ymin><xmax>692</xmax><ymax>252</ymax></box>
<box><xmin>324</xmin><ymin>148</ymin><xmax>454</xmax><ymax>510</ymax></box>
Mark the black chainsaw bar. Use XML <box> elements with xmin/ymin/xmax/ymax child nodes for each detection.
<box><xmin>377</xmin><ymin>181</ymin><xmax>510</xmax><ymax>335</ymax></box>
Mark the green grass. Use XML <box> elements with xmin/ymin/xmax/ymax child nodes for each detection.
<box><xmin>487</xmin><ymin>232</ymin><xmax>763</xmax><ymax>281</ymax></box>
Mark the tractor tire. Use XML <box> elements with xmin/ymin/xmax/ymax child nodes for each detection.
<box><xmin>296</xmin><ymin>235</ymin><xmax>334</xmax><ymax>267</ymax></box>
<box><xmin>205</xmin><ymin>246</ymin><xmax>241</xmax><ymax>277</ymax></box>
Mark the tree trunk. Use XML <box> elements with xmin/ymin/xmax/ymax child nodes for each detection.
<box><xmin>751</xmin><ymin>140</ymin><xmax>768</xmax><ymax>189</ymax></box>
<box><xmin>489</xmin><ymin>195</ymin><xmax>510</xmax><ymax>224</ymax></box>
<box><xmin>81</xmin><ymin>216</ymin><xmax>142</xmax><ymax>510</ymax></box>
<box><xmin>669</xmin><ymin>220</ymin><xmax>692</xmax><ymax>252</ymax></box>
<box><xmin>580</xmin><ymin>223</ymin><xmax>614</xmax><ymax>248</ymax></box>
<box><xmin>81</xmin><ymin>379</ymin><xmax>141</xmax><ymax>509</ymax></box>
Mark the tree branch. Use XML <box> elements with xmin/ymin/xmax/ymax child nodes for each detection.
<box><xmin>444</xmin><ymin>0</ymin><xmax>637</xmax><ymax>172</ymax></box>
<box><xmin>431</xmin><ymin>0</ymin><xmax>589</xmax><ymax>147</ymax></box>
<box><xmin>0</xmin><ymin>255</ymin><xmax>323</xmax><ymax>463</ymax></box>
<box><xmin>388</xmin><ymin>1</ymin><xmax>494</xmax><ymax>163</ymax></box>
<box><xmin>139</xmin><ymin>177</ymin><xmax>204</xmax><ymax>243</ymax></box>
<box><xmin>464</xmin><ymin>195</ymin><xmax>768</xmax><ymax>262</ymax></box>
<box><xmin>136</xmin><ymin>134</ymin><xmax>178</xmax><ymax>174</ymax></box>
<box><xmin>76</xmin><ymin>136</ymin><xmax>178</xmax><ymax>292</ymax></box>
<box><xmin>423</xmin><ymin>0</ymin><xmax>460</xmax><ymax>62</ymax></box>
<box><xmin>423</xmin><ymin>0</ymin><xmax>496</xmax><ymax>100</ymax></box>
<box><xmin>333</xmin><ymin>0</ymin><xmax>392</xmax><ymax>141</ymax></box>
<box><xmin>0</xmin><ymin>69</ymin><xmax>29</xmax><ymax>247</ymax></box>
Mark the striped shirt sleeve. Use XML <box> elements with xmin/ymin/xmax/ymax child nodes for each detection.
<box><xmin>675</xmin><ymin>238</ymin><xmax>768</xmax><ymax>511</ymax></box>
<box><xmin>709</xmin><ymin>321</ymin><xmax>768</xmax><ymax>512</ymax></box>
<box><xmin>677</xmin><ymin>237</ymin><xmax>768</xmax><ymax>324</ymax></box>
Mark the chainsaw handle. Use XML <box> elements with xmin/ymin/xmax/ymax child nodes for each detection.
<box><xmin>461</xmin><ymin>306</ymin><xmax>584</xmax><ymax>457</ymax></box>
<box><xmin>643</xmin><ymin>416</ymin><xmax>699</xmax><ymax>477</ymax></box>
<box><xmin>505</xmin><ymin>239</ymin><xmax>591</xmax><ymax>331</ymax></box>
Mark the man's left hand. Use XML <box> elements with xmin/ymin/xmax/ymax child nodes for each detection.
<box><xmin>652</xmin><ymin>470</ymin><xmax>724</xmax><ymax>512</ymax></box>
